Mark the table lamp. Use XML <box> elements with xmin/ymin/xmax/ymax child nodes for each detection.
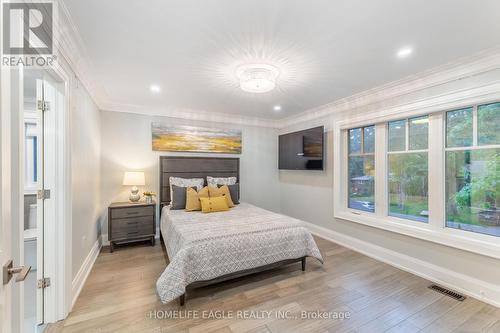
<box><xmin>122</xmin><ymin>171</ymin><xmax>145</xmax><ymax>202</ymax></box>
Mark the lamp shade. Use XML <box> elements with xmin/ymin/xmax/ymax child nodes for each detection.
<box><xmin>122</xmin><ymin>171</ymin><xmax>145</xmax><ymax>186</ymax></box>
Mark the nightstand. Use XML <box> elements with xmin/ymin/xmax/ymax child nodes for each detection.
<box><xmin>108</xmin><ymin>202</ymin><xmax>156</xmax><ymax>252</ymax></box>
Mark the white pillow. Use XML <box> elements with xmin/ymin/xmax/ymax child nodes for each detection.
<box><xmin>169</xmin><ymin>177</ymin><xmax>204</xmax><ymax>201</ymax></box>
<box><xmin>207</xmin><ymin>176</ymin><xmax>237</xmax><ymax>187</ymax></box>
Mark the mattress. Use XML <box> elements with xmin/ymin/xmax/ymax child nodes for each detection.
<box><xmin>156</xmin><ymin>202</ymin><xmax>323</xmax><ymax>303</ymax></box>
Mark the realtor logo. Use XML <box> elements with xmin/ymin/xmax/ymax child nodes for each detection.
<box><xmin>2</xmin><ymin>1</ymin><xmax>56</xmax><ymax>67</ymax></box>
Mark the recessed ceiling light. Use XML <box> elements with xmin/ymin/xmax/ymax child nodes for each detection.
<box><xmin>273</xmin><ymin>105</ymin><xmax>282</xmax><ymax>111</ymax></box>
<box><xmin>396</xmin><ymin>47</ymin><xmax>413</xmax><ymax>59</ymax></box>
<box><xmin>150</xmin><ymin>84</ymin><xmax>161</xmax><ymax>93</ymax></box>
<box><xmin>236</xmin><ymin>64</ymin><xmax>279</xmax><ymax>93</ymax></box>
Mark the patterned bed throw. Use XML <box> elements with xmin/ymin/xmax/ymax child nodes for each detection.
<box><xmin>156</xmin><ymin>203</ymin><xmax>323</xmax><ymax>303</ymax></box>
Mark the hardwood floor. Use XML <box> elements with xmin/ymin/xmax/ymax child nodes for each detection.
<box><xmin>47</xmin><ymin>236</ymin><xmax>500</xmax><ymax>333</ymax></box>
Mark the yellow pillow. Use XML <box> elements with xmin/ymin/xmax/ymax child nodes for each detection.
<box><xmin>208</xmin><ymin>185</ymin><xmax>235</xmax><ymax>207</ymax></box>
<box><xmin>185</xmin><ymin>186</ymin><xmax>209</xmax><ymax>211</ymax></box>
<box><xmin>199</xmin><ymin>196</ymin><xmax>229</xmax><ymax>213</ymax></box>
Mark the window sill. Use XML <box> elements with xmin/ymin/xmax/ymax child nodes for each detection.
<box><xmin>335</xmin><ymin>210</ymin><xmax>500</xmax><ymax>260</ymax></box>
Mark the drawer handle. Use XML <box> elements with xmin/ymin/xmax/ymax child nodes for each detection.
<box><xmin>127</xmin><ymin>231</ymin><xmax>139</xmax><ymax>235</ymax></box>
<box><xmin>126</xmin><ymin>211</ymin><xmax>140</xmax><ymax>215</ymax></box>
<box><xmin>127</xmin><ymin>221</ymin><xmax>139</xmax><ymax>225</ymax></box>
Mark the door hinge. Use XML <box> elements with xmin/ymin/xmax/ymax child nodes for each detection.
<box><xmin>37</xmin><ymin>189</ymin><xmax>50</xmax><ymax>200</ymax></box>
<box><xmin>37</xmin><ymin>100</ymin><xmax>50</xmax><ymax>111</ymax></box>
<box><xmin>37</xmin><ymin>277</ymin><xmax>50</xmax><ymax>289</ymax></box>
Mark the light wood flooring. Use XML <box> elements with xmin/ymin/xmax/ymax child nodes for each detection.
<box><xmin>47</xmin><ymin>236</ymin><xmax>500</xmax><ymax>333</ymax></box>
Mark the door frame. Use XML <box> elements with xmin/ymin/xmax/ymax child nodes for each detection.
<box><xmin>38</xmin><ymin>61</ymin><xmax>73</xmax><ymax>323</ymax></box>
<box><xmin>18</xmin><ymin>63</ymin><xmax>72</xmax><ymax>330</ymax></box>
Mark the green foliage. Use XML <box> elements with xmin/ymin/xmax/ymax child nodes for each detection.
<box><xmin>388</xmin><ymin>152</ymin><xmax>428</xmax><ymax>218</ymax></box>
<box><xmin>478</xmin><ymin>102</ymin><xmax>500</xmax><ymax>145</ymax></box>
<box><xmin>446</xmin><ymin>108</ymin><xmax>473</xmax><ymax>147</ymax></box>
<box><xmin>455</xmin><ymin>183</ymin><xmax>471</xmax><ymax>209</ymax></box>
<box><xmin>454</xmin><ymin>151</ymin><xmax>500</xmax><ymax>210</ymax></box>
<box><xmin>388</xmin><ymin>153</ymin><xmax>428</xmax><ymax>197</ymax></box>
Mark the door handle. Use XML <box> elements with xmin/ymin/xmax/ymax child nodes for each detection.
<box><xmin>3</xmin><ymin>260</ymin><xmax>32</xmax><ymax>284</ymax></box>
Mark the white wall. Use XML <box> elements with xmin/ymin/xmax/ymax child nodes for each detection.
<box><xmin>279</xmin><ymin>67</ymin><xmax>500</xmax><ymax>305</ymax></box>
<box><xmin>99</xmin><ymin>111</ymin><xmax>280</xmax><ymax>240</ymax></box>
<box><xmin>70</xmin><ymin>79</ymin><xmax>101</xmax><ymax>279</ymax></box>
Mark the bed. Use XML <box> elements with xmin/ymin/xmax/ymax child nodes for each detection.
<box><xmin>156</xmin><ymin>156</ymin><xmax>323</xmax><ymax>305</ymax></box>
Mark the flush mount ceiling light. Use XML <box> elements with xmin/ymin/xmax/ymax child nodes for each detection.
<box><xmin>273</xmin><ymin>105</ymin><xmax>282</xmax><ymax>111</ymax></box>
<box><xmin>236</xmin><ymin>64</ymin><xmax>279</xmax><ymax>93</ymax></box>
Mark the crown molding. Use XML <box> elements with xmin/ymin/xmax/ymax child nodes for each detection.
<box><xmin>52</xmin><ymin>0</ymin><xmax>109</xmax><ymax>106</ymax></box>
<box><xmin>279</xmin><ymin>47</ymin><xmax>500</xmax><ymax>128</ymax></box>
<box><xmin>100</xmin><ymin>102</ymin><xmax>281</xmax><ymax>128</ymax></box>
<box><xmin>52</xmin><ymin>5</ymin><xmax>500</xmax><ymax>130</ymax></box>
<box><xmin>336</xmin><ymin>80</ymin><xmax>500</xmax><ymax>130</ymax></box>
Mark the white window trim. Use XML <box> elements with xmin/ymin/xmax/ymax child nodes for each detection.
<box><xmin>334</xmin><ymin>92</ymin><xmax>500</xmax><ymax>260</ymax></box>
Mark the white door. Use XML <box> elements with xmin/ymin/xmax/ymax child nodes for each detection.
<box><xmin>36</xmin><ymin>76</ymin><xmax>58</xmax><ymax>327</ymax></box>
<box><xmin>1</xmin><ymin>69</ymin><xmax>58</xmax><ymax>332</ymax></box>
<box><xmin>23</xmin><ymin>74</ymin><xmax>54</xmax><ymax>331</ymax></box>
<box><xmin>1</xmin><ymin>64</ymin><xmax>25</xmax><ymax>333</ymax></box>
<box><xmin>0</xmin><ymin>60</ymin><xmax>13</xmax><ymax>333</ymax></box>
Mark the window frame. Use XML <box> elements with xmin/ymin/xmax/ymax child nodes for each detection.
<box><xmin>334</xmin><ymin>98</ymin><xmax>500</xmax><ymax>260</ymax></box>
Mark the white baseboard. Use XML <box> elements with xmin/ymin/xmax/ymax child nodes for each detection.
<box><xmin>101</xmin><ymin>234</ymin><xmax>110</xmax><ymax>246</ymax></box>
<box><xmin>71</xmin><ymin>240</ymin><xmax>101</xmax><ymax>309</ymax></box>
<box><xmin>303</xmin><ymin>221</ymin><xmax>500</xmax><ymax>308</ymax></box>
<box><xmin>36</xmin><ymin>323</ymin><xmax>47</xmax><ymax>333</ymax></box>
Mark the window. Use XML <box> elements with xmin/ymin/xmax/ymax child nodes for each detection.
<box><xmin>388</xmin><ymin>116</ymin><xmax>429</xmax><ymax>222</ymax></box>
<box><xmin>446</xmin><ymin>107</ymin><xmax>473</xmax><ymax>148</ymax></box>
<box><xmin>24</xmin><ymin>118</ymin><xmax>38</xmax><ymax>192</ymax></box>
<box><xmin>445</xmin><ymin>102</ymin><xmax>500</xmax><ymax>237</ymax></box>
<box><xmin>337</xmin><ymin>99</ymin><xmax>500</xmax><ymax>259</ymax></box>
<box><xmin>348</xmin><ymin>126</ymin><xmax>375</xmax><ymax>212</ymax></box>
<box><xmin>478</xmin><ymin>102</ymin><xmax>500</xmax><ymax>145</ymax></box>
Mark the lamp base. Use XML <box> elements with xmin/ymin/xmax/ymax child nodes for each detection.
<box><xmin>129</xmin><ymin>186</ymin><xmax>141</xmax><ymax>202</ymax></box>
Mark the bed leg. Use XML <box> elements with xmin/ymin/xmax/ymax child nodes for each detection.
<box><xmin>301</xmin><ymin>257</ymin><xmax>306</xmax><ymax>271</ymax></box>
<box><xmin>179</xmin><ymin>294</ymin><xmax>185</xmax><ymax>306</ymax></box>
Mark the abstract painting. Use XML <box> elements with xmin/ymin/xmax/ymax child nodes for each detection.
<box><xmin>152</xmin><ymin>123</ymin><xmax>242</xmax><ymax>154</ymax></box>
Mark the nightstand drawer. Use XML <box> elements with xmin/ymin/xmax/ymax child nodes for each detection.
<box><xmin>112</xmin><ymin>216</ymin><xmax>154</xmax><ymax>233</ymax></box>
<box><xmin>111</xmin><ymin>206</ymin><xmax>154</xmax><ymax>219</ymax></box>
<box><xmin>112</xmin><ymin>226</ymin><xmax>153</xmax><ymax>240</ymax></box>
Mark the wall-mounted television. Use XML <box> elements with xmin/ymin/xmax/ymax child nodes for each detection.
<box><xmin>279</xmin><ymin>126</ymin><xmax>324</xmax><ymax>170</ymax></box>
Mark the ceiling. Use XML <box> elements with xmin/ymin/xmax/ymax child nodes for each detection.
<box><xmin>63</xmin><ymin>0</ymin><xmax>500</xmax><ymax>120</ymax></box>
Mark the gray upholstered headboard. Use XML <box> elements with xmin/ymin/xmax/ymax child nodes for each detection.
<box><xmin>159</xmin><ymin>156</ymin><xmax>240</xmax><ymax>211</ymax></box>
